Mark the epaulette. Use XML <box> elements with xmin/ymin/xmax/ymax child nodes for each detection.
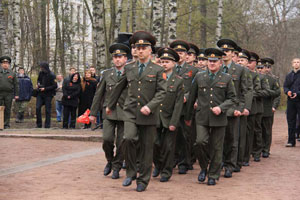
<box><xmin>100</xmin><ymin>68</ymin><xmax>113</xmax><ymax>75</ymax></box>
<box><xmin>126</xmin><ymin>60</ymin><xmax>136</xmax><ymax>65</ymax></box>
<box><xmin>175</xmin><ymin>75</ymin><xmax>183</xmax><ymax>79</ymax></box>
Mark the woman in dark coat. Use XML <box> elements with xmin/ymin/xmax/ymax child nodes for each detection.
<box><xmin>62</xmin><ymin>72</ymin><xmax>81</xmax><ymax>129</ymax></box>
<box><xmin>78</xmin><ymin>69</ymin><xmax>98</xmax><ymax>128</ymax></box>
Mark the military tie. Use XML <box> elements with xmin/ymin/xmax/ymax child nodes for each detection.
<box><xmin>176</xmin><ymin>65</ymin><xmax>182</xmax><ymax>73</ymax></box>
<box><xmin>117</xmin><ymin>71</ymin><xmax>122</xmax><ymax>79</ymax></box>
<box><xmin>209</xmin><ymin>73</ymin><xmax>215</xmax><ymax>80</ymax></box>
<box><xmin>223</xmin><ymin>66</ymin><xmax>228</xmax><ymax>73</ymax></box>
<box><xmin>139</xmin><ymin>63</ymin><xmax>145</xmax><ymax>77</ymax></box>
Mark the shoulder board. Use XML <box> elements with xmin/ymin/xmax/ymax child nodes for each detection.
<box><xmin>126</xmin><ymin>60</ymin><xmax>136</xmax><ymax>65</ymax></box>
<box><xmin>175</xmin><ymin>75</ymin><xmax>183</xmax><ymax>79</ymax></box>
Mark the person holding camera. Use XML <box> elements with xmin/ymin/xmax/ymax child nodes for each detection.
<box><xmin>35</xmin><ymin>62</ymin><xmax>57</xmax><ymax>128</ymax></box>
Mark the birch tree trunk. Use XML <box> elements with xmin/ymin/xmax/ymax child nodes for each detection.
<box><xmin>199</xmin><ymin>0</ymin><xmax>207</xmax><ymax>47</ymax></box>
<box><xmin>187</xmin><ymin>0</ymin><xmax>192</xmax><ymax>41</ymax></box>
<box><xmin>113</xmin><ymin>0</ymin><xmax>123</xmax><ymax>41</ymax></box>
<box><xmin>0</xmin><ymin>0</ymin><xmax>9</xmax><ymax>56</ymax></box>
<box><xmin>126</xmin><ymin>0</ymin><xmax>130</xmax><ymax>32</ymax></box>
<box><xmin>41</xmin><ymin>0</ymin><xmax>48</xmax><ymax>61</ymax></box>
<box><xmin>93</xmin><ymin>0</ymin><xmax>106</xmax><ymax>71</ymax></box>
<box><xmin>215</xmin><ymin>0</ymin><xmax>223</xmax><ymax>42</ymax></box>
<box><xmin>12</xmin><ymin>0</ymin><xmax>21</xmax><ymax>68</ymax></box>
<box><xmin>168</xmin><ymin>0</ymin><xmax>177</xmax><ymax>43</ymax></box>
<box><xmin>82</xmin><ymin>6</ymin><xmax>87</xmax><ymax>71</ymax></box>
<box><xmin>152</xmin><ymin>0</ymin><xmax>162</xmax><ymax>46</ymax></box>
<box><xmin>131</xmin><ymin>0</ymin><xmax>137</xmax><ymax>32</ymax></box>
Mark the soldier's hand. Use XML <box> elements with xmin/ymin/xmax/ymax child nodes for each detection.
<box><xmin>106</xmin><ymin>107</ymin><xmax>112</xmax><ymax>115</ymax></box>
<box><xmin>89</xmin><ymin>116</ymin><xmax>96</xmax><ymax>124</ymax></box>
<box><xmin>212</xmin><ymin>106</ymin><xmax>221</xmax><ymax>115</ymax></box>
<box><xmin>140</xmin><ymin>106</ymin><xmax>151</xmax><ymax>116</ymax></box>
<box><xmin>184</xmin><ymin>96</ymin><xmax>187</xmax><ymax>103</ymax></box>
<box><xmin>242</xmin><ymin>109</ymin><xmax>249</xmax><ymax>116</ymax></box>
<box><xmin>272</xmin><ymin>107</ymin><xmax>276</xmax><ymax>113</ymax></box>
<box><xmin>194</xmin><ymin>102</ymin><xmax>198</xmax><ymax>109</ymax></box>
<box><xmin>15</xmin><ymin>96</ymin><xmax>19</xmax><ymax>100</ymax></box>
<box><xmin>234</xmin><ymin>110</ymin><xmax>241</xmax><ymax>117</ymax></box>
<box><xmin>287</xmin><ymin>91</ymin><xmax>292</xmax><ymax>97</ymax></box>
<box><xmin>185</xmin><ymin>120</ymin><xmax>192</xmax><ymax>126</ymax></box>
<box><xmin>169</xmin><ymin>125</ymin><xmax>176</xmax><ymax>131</ymax></box>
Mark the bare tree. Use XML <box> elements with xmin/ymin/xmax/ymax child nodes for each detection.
<box><xmin>131</xmin><ymin>0</ymin><xmax>137</xmax><ymax>32</ymax></box>
<box><xmin>168</xmin><ymin>0</ymin><xmax>177</xmax><ymax>43</ymax></box>
<box><xmin>215</xmin><ymin>0</ymin><xmax>223</xmax><ymax>42</ymax></box>
<box><xmin>199</xmin><ymin>0</ymin><xmax>207</xmax><ymax>47</ymax></box>
<box><xmin>93</xmin><ymin>0</ymin><xmax>106</xmax><ymax>71</ymax></box>
<box><xmin>152</xmin><ymin>0</ymin><xmax>163</xmax><ymax>45</ymax></box>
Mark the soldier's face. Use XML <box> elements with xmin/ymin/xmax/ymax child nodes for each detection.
<box><xmin>265</xmin><ymin>66</ymin><xmax>271</xmax><ymax>73</ymax></box>
<box><xmin>237</xmin><ymin>58</ymin><xmax>248</xmax><ymax>67</ymax></box>
<box><xmin>197</xmin><ymin>59</ymin><xmax>207</xmax><ymax>68</ymax></box>
<box><xmin>232</xmin><ymin>53</ymin><xmax>238</xmax><ymax>63</ymax></box>
<box><xmin>208</xmin><ymin>59</ymin><xmax>222</xmax><ymax>73</ymax></box>
<box><xmin>292</xmin><ymin>59</ymin><xmax>300</xmax><ymax>70</ymax></box>
<box><xmin>113</xmin><ymin>55</ymin><xmax>127</xmax><ymax>68</ymax></box>
<box><xmin>161</xmin><ymin>59</ymin><xmax>175</xmax><ymax>72</ymax></box>
<box><xmin>1</xmin><ymin>61</ymin><xmax>10</xmax><ymax>69</ymax></box>
<box><xmin>136</xmin><ymin>46</ymin><xmax>152</xmax><ymax>61</ymax></box>
<box><xmin>222</xmin><ymin>50</ymin><xmax>234</xmax><ymax>61</ymax></box>
<box><xmin>176</xmin><ymin>51</ymin><xmax>187</xmax><ymax>64</ymax></box>
<box><xmin>131</xmin><ymin>46</ymin><xmax>138</xmax><ymax>57</ymax></box>
<box><xmin>247</xmin><ymin>60</ymin><xmax>257</xmax><ymax>71</ymax></box>
<box><xmin>186</xmin><ymin>53</ymin><xmax>196</xmax><ymax>64</ymax></box>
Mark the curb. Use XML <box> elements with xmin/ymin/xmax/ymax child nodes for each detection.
<box><xmin>0</xmin><ymin>133</ymin><xmax>103</xmax><ymax>142</ymax></box>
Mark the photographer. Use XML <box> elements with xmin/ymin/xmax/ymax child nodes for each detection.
<box><xmin>35</xmin><ymin>62</ymin><xmax>57</xmax><ymax>128</ymax></box>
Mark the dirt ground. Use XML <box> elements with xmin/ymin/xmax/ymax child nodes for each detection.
<box><xmin>1</xmin><ymin>111</ymin><xmax>300</xmax><ymax>200</ymax></box>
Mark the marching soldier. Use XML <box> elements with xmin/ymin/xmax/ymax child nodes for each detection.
<box><xmin>186</xmin><ymin>43</ymin><xmax>200</xmax><ymax>66</ymax></box>
<box><xmin>152</xmin><ymin>47</ymin><xmax>184</xmax><ymax>182</ymax></box>
<box><xmin>217</xmin><ymin>39</ymin><xmax>247</xmax><ymax>178</ymax></box>
<box><xmin>196</xmin><ymin>48</ymin><xmax>208</xmax><ymax>71</ymax></box>
<box><xmin>169</xmin><ymin>40</ymin><xmax>198</xmax><ymax>174</ymax></box>
<box><xmin>90</xmin><ymin>43</ymin><xmax>130</xmax><ymax>179</ymax></box>
<box><xmin>260</xmin><ymin>58</ymin><xmax>281</xmax><ymax>157</ymax></box>
<box><xmin>185</xmin><ymin>48</ymin><xmax>237</xmax><ymax>185</ymax></box>
<box><xmin>106</xmin><ymin>31</ymin><xmax>166</xmax><ymax>192</ymax></box>
<box><xmin>243</xmin><ymin>52</ymin><xmax>261</xmax><ymax>166</ymax></box>
<box><xmin>251</xmin><ymin>53</ymin><xmax>270</xmax><ymax>162</ymax></box>
<box><xmin>235</xmin><ymin>49</ymin><xmax>253</xmax><ymax>172</ymax></box>
<box><xmin>0</xmin><ymin>56</ymin><xmax>19</xmax><ymax>129</ymax></box>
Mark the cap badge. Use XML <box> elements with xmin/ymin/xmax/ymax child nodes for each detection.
<box><xmin>138</xmin><ymin>40</ymin><xmax>144</xmax><ymax>44</ymax></box>
<box><xmin>178</xmin><ymin>45</ymin><xmax>182</xmax><ymax>49</ymax></box>
<box><xmin>200</xmin><ymin>54</ymin><xmax>204</xmax><ymax>57</ymax></box>
<box><xmin>163</xmin><ymin>53</ymin><xmax>168</xmax><ymax>57</ymax></box>
<box><xmin>223</xmin><ymin>44</ymin><xmax>228</xmax><ymax>48</ymax></box>
<box><xmin>211</xmin><ymin>54</ymin><xmax>215</xmax><ymax>57</ymax></box>
<box><xmin>116</xmin><ymin>50</ymin><xmax>120</xmax><ymax>54</ymax></box>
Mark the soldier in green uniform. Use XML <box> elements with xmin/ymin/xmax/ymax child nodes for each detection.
<box><xmin>185</xmin><ymin>48</ymin><xmax>237</xmax><ymax>185</ymax></box>
<box><xmin>251</xmin><ymin>53</ymin><xmax>270</xmax><ymax>162</ymax></box>
<box><xmin>243</xmin><ymin>52</ymin><xmax>262</xmax><ymax>166</ymax></box>
<box><xmin>0</xmin><ymin>56</ymin><xmax>19</xmax><ymax>129</ymax></box>
<box><xmin>169</xmin><ymin>40</ymin><xmax>198</xmax><ymax>174</ymax></box>
<box><xmin>217</xmin><ymin>39</ymin><xmax>247</xmax><ymax>178</ymax></box>
<box><xmin>106</xmin><ymin>31</ymin><xmax>166</xmax><ymax>192</ymax></box>
<box><xmin>259</xmin><ymin>58</ymin><xmax>281</xmax><ymax>158</ymax></box>
<box><xmin>152</xmin><ymin>47</ymin><xmax>184</xmax><ymax>182</ymax></box>
<box><xmin>186</xmin><ymin>43</ymin><xmax>200</xmax><ymax>66</ymax></box>
<box><xmin>196</xmin><ymin>48</ymin><xmax>207</xmax><ymax>71</ymax></box>
<box><xmin>235</xmin><ymin>49</ymin><xmax>253</xmax><ymax>172</ymax></box>
<box><xmin>90</xmin><ymin>43</ymin><xmax>130</xmax><ymax>179</ymax></box>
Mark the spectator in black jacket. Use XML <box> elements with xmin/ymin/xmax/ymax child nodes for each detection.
<box><xmin>284</xmin><ymin>58</ymin><xmax>300</xmax><ymax>147</ymax></box>
<box><xmin>36</xmin><ymin>62</ymin><xmax>57</xmax><ymax>128</ymax></box>
<box><xmin>15</xmin><ymin>67</ymin><xmax>33</xmax><ymax>123</ymax></box>
<box><xmin>62</xmin><ymin>72</ymin><xmax>81</xmax><ymax>129</ymax></box>
<box><xmin>78</xmin><ymin>69</ymin><xmax>98</xmax><ymax>129</ymax></box>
